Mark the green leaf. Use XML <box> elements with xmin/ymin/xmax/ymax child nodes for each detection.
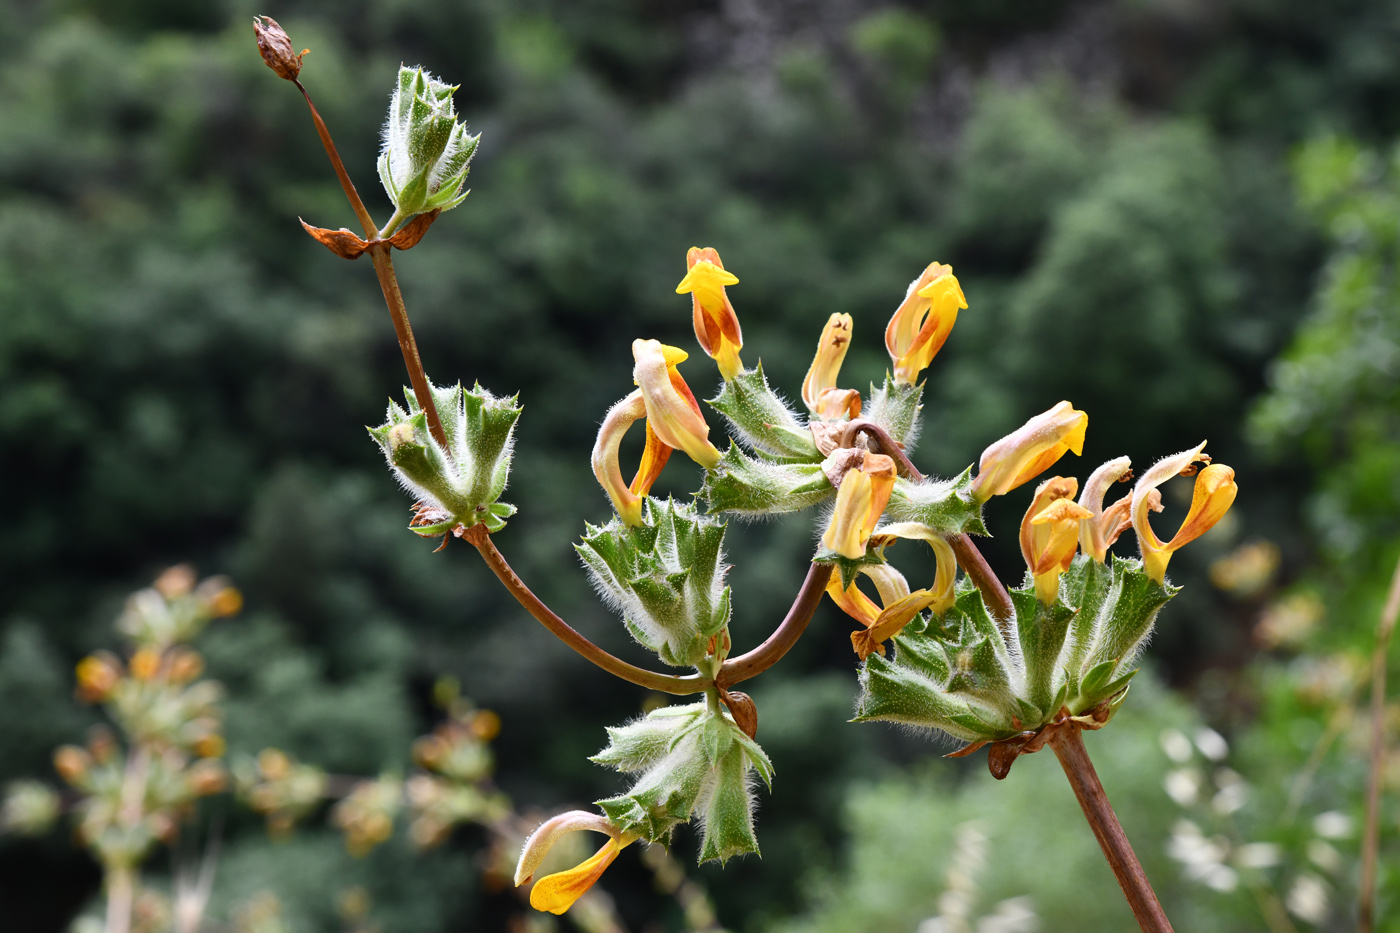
<box><xmin>575</xmin><ymin>501</ymin><xmax>733</xmax><ymax>668</ymax></box>
<box><xmin>884</xmin><ymin>467</ymin><xmax>987</xmax><ymax>536</ymax></box>
<box><xmin>701</xmin><ymin>443</ymin><xmax>835</xmax><ymax>516</ymax></box>
<box><xmin>1011</xmin><ymin>588</ymin><xmax>1074</xmax><ymax>716</ymax></box>
<box><xmin>697</xmin><ymin>746</ymin><xmax>760</xmax><ymax>864</ymax></box>
<box><xmin>708</xmin><ymin>363</ymin><xmax>821</xmax><ymax>461</ymax></box>
<box><xmin>855</xmin><ymin>648</ymin><xmax>1015</xmax><ymax>742</ymax></box>
<box><xmin>1081</xmin><ymin>556</ymin><xmax>1176</xmax><ymax>677</ymax></box>
<box><xmin>594</xmin><ymin>703</ymin><xmax>770</xmax><ymax>852</ymax></box>
<box><xmin>865</xmin><ymin>375</ymin><xmax>924</xmax><ymax>450</ymax></box>
<box><xmin>1058</xmin><ymin>555</ymin><xmax>1115</xmax><ymax>697</ymax></box>
<box><xmin>369</xmin><ymin>383</ymin><xmax>522</xmax><ymax>534</ymax></box>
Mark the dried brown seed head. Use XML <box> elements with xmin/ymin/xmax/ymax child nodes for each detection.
<box><xmin>253</xmin><ymin>15</ymin><xmax>306</xmax><ymax>82</ymax></box>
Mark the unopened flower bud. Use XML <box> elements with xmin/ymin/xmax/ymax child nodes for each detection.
<box><xmin>1132</xmin><ymin>442</ymin><xmax>1238</xmax><ymax>583</ymax></box>
<box><xmin>470</xmin><ymin>710</ymin><xmax>501</xmax><ymax>741</ymax></box>
<box><xmin>194</xmin><ymin>733</ymin><xmax>226</xmax><ymax>759</ymax></box>
<box><xmin>75</xmin><ymin>652</ymin><xmax>122</xmax><ymax>703</ymax></box>
<box><xmin>632</xmin><ymin>340</ymin><xmax>721</xmax><ymax>469</ymax></box>
<box><xmin>166</xmin><ymin>648</ymin><xmax>204</xmax><ymax>684</ymax></box>
<box><xmin>885</xmin><ymin>262</ymin><xmax>967</xmax><ymax>385</ymax></box>
<box><xmin>252</xmin><ymin>16</ymin><xmax>307</xmax><ymax>82</ymax></box>
<box><xmin>129</xmin><ymin>647</ymin><xmax>162</xmax><ymax>682</ymax></box>
<box><xmin>379</xmin><ymin>66</ymin><xmax>479</xmax><ymax>219</ymax></box>
<box><xmin>188</xmin><ymin>759</ymin><xmax>227</xmax><ymax>796</ymax></box>
<box><xmin>155</xmin><ymin>564</ymin><xmax>196</xmax><ymax>599</ymax></box>
<box><xmin>821</xmin><ymin>451</ymin><xmax>897</xmax><ymax>559</ymax></box>
<box><xmin>971</xmin><ymin>401</ymin><xmax>1087</xmax><ymax>502</ymax></box>
<box><xmin>676</xmin><ymin>247</ymin><xmax>744</xmax><ymax>380</ymax></box>
<box><xmin>387</xmin><ymin>422</ymin><xmax>416</xmax><ymax>452</ymax></box>
<box><xmin>54</xmin><ymin>746</ymin><xmax>92</xmax><ymax>785</ymax></box>
<box><xmin>591</xmin><ymin>390</ymin><xmax>651</xmax><ymax>526</ymax></box>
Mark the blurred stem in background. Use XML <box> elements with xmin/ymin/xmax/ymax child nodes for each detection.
<box><xmin>1359</xmin><ymin>553</ymin><xmax>1400</xmax><ymax>932</ymax></box>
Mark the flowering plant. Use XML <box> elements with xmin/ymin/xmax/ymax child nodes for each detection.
<box><xmin>248</xmin><ymin>18</ymin><xmax>1240</xmax><ymax>930</ymax></box>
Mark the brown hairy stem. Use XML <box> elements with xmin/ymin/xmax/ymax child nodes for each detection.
<box><xmin>1049</xmin><ymin>725</ymin><xmax>1174</xmax><ymax>933</ymax></box>
<box><xmin>718</xmin><ymin>563</ymin><xmax>833</xmax><ymax>688</ymax></box>
<box><xmin>948</xmin><ymin>533</ymin><xmax>1015</xmax><ymax>629</ymax></box>
<box><xmin>468</xmin><ymin>529</ymin><xmax>704</xmax><ymax>695</ymax></box>
<box><xmin>293</xmin><ymin>80</ymin><xmax>377</xmax><ymax>240</ymax></box>
<box><xmin>839</xmin><ymin>419</ymin><xmax>924</xmax><ymax>480</ymax></box>
<box><xmin>1360</xmin><ymin>552</ymin><xmax>1400</xmax><ymax>933</ymax></box>
<box><xmin>292</xmin><ymin>79</ymin><xmax>447</xmax><ymax>447</ymax></box>
<box><xmin>368</xmin><ymin>247</ymin><xmax>447</xmax><ymax>447</ymax></box>
<box><xmin>470</xmin><ymin>527</ymin><xmax>832</xmax><ymax>696</ymax></box>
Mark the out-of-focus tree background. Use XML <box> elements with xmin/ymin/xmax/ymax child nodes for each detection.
<box><xmin>2</xmin><ymin>0</ymin><xmax>1398</xmax><ymax>930</ymax></box>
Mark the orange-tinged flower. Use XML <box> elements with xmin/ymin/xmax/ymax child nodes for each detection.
<box><xmin>592</xmin><ymin>390</ymin><xmax>659</xmax><ymax>526</ymax></box>
<box><xmin>515</xmin><ymin>810</ymin><xmax>635</xmax><ymax>915</ymax></box>
<box><xmin>970</xmin><ymin>401</ymin><xmax>1087</xmax><ymax>502</ymax></box>
<box><xmin>129</xmin><ymin>647</ymin><xmax>162</xmax><ymax>681</ymax></box>
<box><xmin>1020</xmin><ymin>477</ymin><xmax>1093</xmax><ymax>603</ymax></box>
<box><xmin>75</xmin><ymin>653</ymin><xmax>122</xmax><ymax>703</ymax></box>
<box><xmin>826</xmin><ymin>561</ymin><xmax>943</xmax><ymax>661</ymax></box>
<box><xmin>803</xmin><ymin>314</ymin><xmax>860</xmax><ymax>421</ymax></box>
<box><xmin>885</xmin><ymin>262</ymin><xmax>968</xmax><ymax>385</ymax></box>
<box><xmin>633</xmin><ymin>339</ymin><xmax>721</xmax><ymax>470</ymax></box>
<box><xmin>821</xmin><ymin>451</ymin><xmax>897</xmax><ymax>559</ymax></box>
<box><xmin>676</xmin><ymin>247</ymin><xmax>744</xmax><ymax>380</ymax></box>
<box><xmin>1078</xmin><ymin>456</ymin><xmax>1134</xmax><ymax>562</ymax></box>
<box><xmin>871</xmin><ymin>522</ymin><xmax>959</xmax><ymax>615</ymax></box>
<box><xmin>1132</xmin><ymin>442</ymin><xmax>1238</xmax><ymax>583</ymax></box>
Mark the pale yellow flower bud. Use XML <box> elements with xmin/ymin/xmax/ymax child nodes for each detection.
<box><xmin>970</xmin><ymin>401</ymin><xmax>1087</xmax><ymax>502</ymax></box>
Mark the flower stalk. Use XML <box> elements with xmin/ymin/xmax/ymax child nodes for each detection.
<box><xmin>1359</xmin><ymin>551</ymin><xmax>1400</xmax><ymax>933</ymax></box>
<box><xmin>1049</xmin><ymin>725</ymin><xmax>1174</xmax><ymax>933</ymax></box>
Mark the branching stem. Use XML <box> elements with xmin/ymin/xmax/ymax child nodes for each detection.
<box><xmin>292</xmin><ymin>78</ymin><xmax>446</xmax><ymax>447</ymax></box>
<box><xmin>718</xmin><ymin>563</ymin><xmax>833</xmax><ymax>688</ymax></box>
<box><xmin>468</xmin><ymin>528</ymin><xmax>703</xmax><ymax>695</ymax></box>
<box><xmin>1360</xmin><ymin>551</ymin><xmax>1400</xmax><ymax>933</ymax></box>
<box><xmin>1049</xmin><ymin>725</ymin><xmax>1174</xmax><ymax>933</ymax></box>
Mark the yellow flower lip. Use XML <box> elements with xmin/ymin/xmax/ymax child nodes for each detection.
<box><xmin>1020</xmin><ymin>477</ymin><xmax>1092</xmax><ymax>603</ymax></box>
<box><xmin>530</xmin><ymin>836</ymin><xmax>633</xmax><ymax>914</ymax></box>
<box><xmin>971</xmin><ymin>401</ymin><xmax>1087</xmax><ymax>502</ymax></box>
<box><xmin>885</xmin><ymin>261</ymin><xmax>968</xmax><ymax>385</ymax></box>
<box><xmin>632</xmin><ymin>338</ymin><xmax>721</xmax><ymax>470</ymax></box>
<box><xmin>677</xmin><ymin>247</ymin><xmax>743</xmax><ymax>380</ymax></box>
<box><xmin>515</xmin><ymin>809</ymin><xmax>635</xmax><ymax>915</ymax></box>
<box><xmin>1131</xmin><ymin>442</ymin><xmax>1239</xmax><ymax>583</ymax></box>
<box><xmin>830</xmin><ymin>523</ymin><xmax>960</xmax><ymax>658</ymax></box>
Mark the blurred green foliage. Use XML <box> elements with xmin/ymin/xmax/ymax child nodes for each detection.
<box><xmin>2</xmin><ymin>0</ymin><xmax>1398</xmax><ymax>929</ymax></box>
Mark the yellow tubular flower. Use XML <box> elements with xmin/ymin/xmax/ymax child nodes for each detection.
<box><xmin>1078</xmin><ymin>456</ymin><xmax>1133</xmax><ymax>562</ymax></box>
<box><xmin>872</xmin><ymin>522</ymin><xmax>959</xmax><ymax>615</ymax></box>
<box><xmin>1131</xmin><ymin>442</ymin><xmax>1239</xmax><ymax>583</ymax></box>
<box><xmin>1020</xmin><ymin>477</ymin><xmax>1093</xmax><ymax>603</ymax></box>
<box><xmin>591</xmin><ymin>391</ymin><xmax>649</xmax><ymax>526</ymax></box>
<box><xmin>885</xmin><ymin>262</ymin><xmax>968</xmax><ymax>385</ymax></box>
<box><xmin>632</xmin><ymin>339</ymin><xmax>721</xmax><ymax>469</ymax></box>
<box><xmin>827</xmin><ymin>562</ymin><xmax>939</xmax><ymax>661</ymax></box>
<box><xmin>970</xmin><ymin>401</ymin><xmax>1088</xmax><ymax>502</ymax></box>
<box><xmin>676</xmin><ymin>247</ymin><xmax>744</xmax><ymax>380</ymax></box>
<box><xmin>515</xmin><ymin>810</ymin><xmax>635</xmax><ymax>915</ymax></box>
<box><xmin>821</xmin><ymin>451</ymin><xmax>897</xmax><ymax>559</ymax></box>
<box><xmin>802</xmin><ymin>313</ymin><xmax>857</xmax><ymax>420</ymax></box>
